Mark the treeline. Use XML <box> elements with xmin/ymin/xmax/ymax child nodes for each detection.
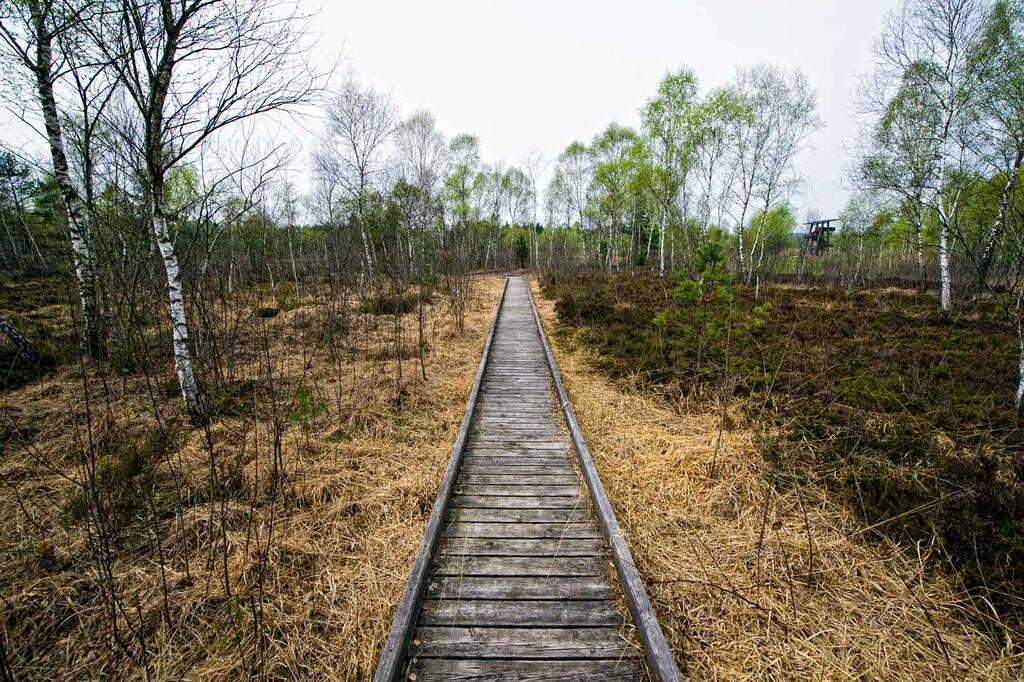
<box><xmin>539</xmin><ymin>0</ymin><xmax>1024</xmax><ymax>304</ymax></box>
<box><xmin>0</xmin><ymin>0</ymin><xmax>540</xmax><ymax>423</ymax></box>
<box><xmin>2</xmin><ymin>0</ymin><xmax>1024</xmax><ymax>416</ymax></box>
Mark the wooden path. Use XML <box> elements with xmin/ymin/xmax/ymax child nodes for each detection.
<box><xmin>374</xmin><ymin>277</ymin><xmax>680</xmax><ymax>681</ymax></box>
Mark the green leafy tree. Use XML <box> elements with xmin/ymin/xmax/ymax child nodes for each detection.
<box><xmin>642</xmin><ymin>68</ymin><xmax>699</xmax><ymax>274</ymax></box>
<box><xmin>514</xmin><ymin>233</ymin><xmax>529</xmax><ymax>268</ymax></box>
<box><xmin>655</xmin><ymin>228</ymin><xmax>769</xmax><ymax>374</ymax></box>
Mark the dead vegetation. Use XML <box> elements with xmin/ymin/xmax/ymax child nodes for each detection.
<box><xmin>531</xmin><ymin>276</ymin><xmax>1024</xmax><ymax>681</ymax></box>
<box><xmin>0</xmin><ymin>276</ymin><xmax>503</xmax><ymax>680</ymax></box>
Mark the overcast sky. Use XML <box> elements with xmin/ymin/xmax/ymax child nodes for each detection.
<box><xmin>305</xmin><ymin>0</ymin><xmax>900</xmax><ymax>220</ymax></box>
<box><xmin>0</xmin><ymin>0</ymin><xmax>900</xmax><ymax>221</ymax></box>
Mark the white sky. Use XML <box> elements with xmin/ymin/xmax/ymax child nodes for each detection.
<box><xmin>305</xmin><ymin>0</ymin><xmax>900</xmax><ymax>219</ymax></box>
<box><xmin>1</xmin><ymin>0</ymin><xmax>899</xmax><ymax>221</ymax></box>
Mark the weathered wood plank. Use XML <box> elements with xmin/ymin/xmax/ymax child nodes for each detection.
<box><xmin>450</xmin><ymin>495</ymin><xmax>586</xmax><ymax>509</ymax></box>
<box><xmin>409</xmin><ymin>626</ymin><xmax>632</xmax><ymax>660</ymax></box>
<box><xmin>431</xmin><ymin>555</ymin><xmax>607</xmax><ymax>577</ymax></box>
<box><xmin>446</xmin><ymin>508</ymin><xmax>594</xmax><ymax>524</ymax></box>
<box><xmin>406</xmin><ymin>658</ymin><xmax>644</xmax><ymax>681</ymax></box>
<box><xmin>419</xmin><ymin>599</ymin><xmax>621</xmax><ymax>627</ymax></box>
<box><xmin>465</xmin><ymin>441</ymin><xmax>568</xmax><ymax>449</ymax></box>
<box><xmin>461</xmin><ymin>459</ymin><xmax>572</xmax><ymax>467</ymax></box>
<box><xmin>452</xmin><ymin>484</ymin><xmax>580</xmax><ymax>497</ymax></box>
<box><xmin>436</xmin><ymin>537</ymin><xmax>604</xmax><ymax>556</ymax></box>
<box><xmin>459</xmin><ymin>465</ymin><xmax>579</xmax><ymax>476</ymax></box>
<box><xmin>457</xmin><ymin>474</ymin><xmax>577</xmax><ymax>485</ymax></box>
<box><xmin>443</xmin><ymin>522</ymin><xmax>601</xmax><ymax>539</ymax></box>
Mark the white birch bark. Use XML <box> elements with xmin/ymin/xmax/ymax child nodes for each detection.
<box><xmin>978</xmin><ymin>156</ymin><xmax>1021</xmax><ymax>289</ymax></box>
<box><xmin>1016</xmin><ymin>292</ymin><xmax>1024</xmax><ymax>410</ymax></box>
<box><xmin>29</xmin><ymin>4</ymin><xmax>103</xmax><ymax>357</ymax></box>
<box><xmin>152</xmin><ymin>207</ymin><xmax>205</xmax><ymax>420</ymax></box>
<box><xmin>658</xmin><ymin>213</ymin><xmax>666</xmax><ymax>276</ymax></box>
<box><xmin>938</xmin><ymin>218</ymin><xmax>952</xmax><ymax>310</ymax></box>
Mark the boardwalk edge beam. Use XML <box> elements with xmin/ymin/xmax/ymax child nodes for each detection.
<box><xmin>524</xmin><ymin>275</ymin><xmax>683</xmax><ymax>682</ymax></box>
<box><xmin>372</xmin><ymin>277</ymin><xmax>511</xmax><ymax>682</ymax></box>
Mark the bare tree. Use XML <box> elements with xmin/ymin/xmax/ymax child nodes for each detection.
<box><xmin>742</xmin><ymin>65</ymin><xmax>819</xmax><ymax>283</ymax></box>
<box><xmin>394</xmin><ymin>109</ymin><xmax>447</xmax><ymax>278</ymax></box>
<box><xmin>319</xmin><ymin>76</ymin><xmax>396</xmax><ymax>281</ymax></box>
<box><xmin>723</xmin><ymin>64</ymin><xmax>818</xmax><ymax>282</ymax></box>
<box><xmin>102</xmin><ymin>0</ymin><xmax>320</xmax><ymax>420</ymax></box>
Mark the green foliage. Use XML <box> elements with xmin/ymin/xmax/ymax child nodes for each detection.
<box><xmin>654</xmin><ymin>229</ymin><xmax>770</xmax><ymax>374</ymax></box>
<box><xmin>547</xmin><ymin>271</ymin><xmax>1024</xmax><ymax>629</ymax></box>
<box><xmin>288</xmin><ymin>383</ymin><xmax>327</xmax><ymax>427</ymax></box>
<box><xmin>747</xmin><ymin>204</ymin><xmax>797</xmax><ymax>255</ymax></box>
<box><xmin>514</xmin><ymin>234</ymin><xmax>529</xmax><ymax>268</ymax></box>
<box><xmin>208</xmin><ymin>379</ymin><xmax>263</xmax><ymax>418</ymax></box>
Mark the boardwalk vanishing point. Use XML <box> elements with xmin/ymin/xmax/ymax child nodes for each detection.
<box><xmin>374</xmin><ymin>276</ymin><xmax>681</xmax><ymax>681</ymax></box>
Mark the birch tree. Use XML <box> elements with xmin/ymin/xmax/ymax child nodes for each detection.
<box><xmin>103</xmin><ymin>0</ymin><xmax>320</xmax><ymax>421</ymax></box>
<box><xmin>973</xmin><ymin>0</ymin><xmax>1024</xmax><ymax>290</ymax></box>
<box><xmin>555</xmin><ymin>141</ymin><xmax>592</xmax><ymax>260</ymax></box>
<box><xmin>742</xmin><ymin>66</ymin><xmax>819</xmax><ymax>283</ymax></box>
<box><xmin>874</xmin><ymin>0</ymin><xmax>989</xmax><ymax>309</ymax></box>
<box><xmin>0</xmin><ymin>0</ymin><xmax>104</xmax><ymax>357</ymax></box>
<box><xmin>692</xmin><ymin>88</ymin><xmax>744</xmax><ymax>239</ymax></box>
<box><xmin>642</xmin><ymin>67</ymin><xmax>698</xmax><ymax>275</ymax></box>
<box><xmin>724</xmin><ymin>65</ymin><xmax>817</xmax><ymax>282</ymax></box>
<box><xmin>321</xmin><ymin>77</ymin><xmax>396</xmax><ymax>281</ymax></box>
<box><xmin>856</xmin><ymin>76</ymin><xmax>939</xmax><ymax>287</ymax></box>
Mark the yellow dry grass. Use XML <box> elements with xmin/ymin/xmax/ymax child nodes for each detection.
<box><xmin>529</xmin><ymin>277</ymin><xmax>1024</xmax><ymax>681</ymax></box>
<box><xmin>0</xmin><ymin>277</ymin><xmax>504</xmax><ymax>680</ymax></box>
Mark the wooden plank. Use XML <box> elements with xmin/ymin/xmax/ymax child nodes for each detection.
<box><xmin>452</xmin><ymin>484</ymin><xmax>580</xmax><ymax>497</ymax></box>
<box><xmin>432</xmin><ymin>555</ymin><xmax>607</xmax><ymax>577</ymax></box>
<box><xmin>407</xmin><ymin>658</ymin><xmax>644</xmax><ymax>681</ymax></box>
<box><xmin>450</xmin><ymin>495</ymin><xmax>585</xmax><ymax>509</ymax></box>
<box><xmin>460</xmin><ymin>454</ymin><xmax>573</xmax><ymax>464</ymax></box>
<box><xmin>419</xmin><ymin>599</ymin><xmax>622</xmax><ymax>627</ymax></box>
<box><xmin>409</xmin><ymin>626</ymin><xmax>632</xmax><ymax>660</ymax></box>
<box><xmin>522</xmin><ymin>276</ymin><xmax>682</xmax><ymax>682</ymax></box>
<box><xmin>465</xmin><ymin>441</ymin><xmax>568</xmax><ymax>449</ymax></box>
<box><xmin>457</xmin><ymin>474</ymin><xmax>577</xmax><ymax>485</ymax></box>
<box><xmin>463</xmin><ymin>447</ymin><xmax>571</xmax><ymax>455</ymax></box>
<box><xmin>461</xmin><ymin>458</ymin><xmax>571</xmax><ymax>465</ymax></box>
<box><xmin>459</xmin><ymin>465</ymin><xmax>579</xmax><ymax>476</ymax></box>
<box><xmin>443</xmin><ymin>522</ymin><xmax>601</xmax><ymax>539</ymax></box>
<box><xmin>372</xmin><ymin>278</ymin><xmax>511</xmax><ymax>682</ymax></box>
<box><xmin>436</xmin><ymin>537</ymin><xmax>604</xmax><ymax>556</ymax></box>
<box><xmin>446</xmin><ymin>508</ymin><xmax>594</xmax><ymax>524</ymax></box>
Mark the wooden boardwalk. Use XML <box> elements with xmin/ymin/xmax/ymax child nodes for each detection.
<box><xmin>374</xmin><ymin>277</ymin><xmax>680</xmax><ymax>681</ymax></box>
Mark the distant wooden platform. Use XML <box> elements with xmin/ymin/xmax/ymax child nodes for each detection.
<box><xmin>374</xmin><ymin>277</ymin><xmax>680</xmax><ymax>681</ymax></box>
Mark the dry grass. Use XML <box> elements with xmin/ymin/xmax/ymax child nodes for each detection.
<box><xmin>0</xmin><ymin>276</ymin><xmax>504</xmax><ymax>680</ymax></box>
<box><xmin>530</xmin><ymin>277</ymin><xmax>1024</xmax><ymax>681</ymax></box>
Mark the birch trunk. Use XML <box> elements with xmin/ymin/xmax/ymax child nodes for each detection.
<box><xmin>658</xmin><ymin>213</ymin><xmax>666</xmax><ymax>276</ymax></box>
<box><xmin>938</xmin><ymin>218</ymin><xmax>952</xmax><ymax>310</ymax></box>
<box><xmin>735</xmin><ymin>202</ymin><xmax>749</xmax><ymax>279</ymax></box>
<box><xmin>30</xmin><ymin>5</ymin><xmax>103</xmax><ymax>357</ymax></box>
<box><xmin>747</xmin><ymin>204</ymin><xmax>769</xmax><ymax>284</ymax></box>
<box><xmin>152</xmin><ymin>202</ymin><xmax>205</xmax><ymax>421</ymax></box>
<box><xmin>0</xmin><ymin>313</ymin><xmax>40</xmax><ymax>365</ymax></box>
<box><xmin>916</xmin><ymin>224</ymin><xmax>926</xmax><ymax>288</ymax></box>
<box><xmin>1016</xmin><ymin>292</ymin><xmax>1024</xmax><ymax>411</ymax></box>
<box><xmin>978</xmin><ymin>156</ymin><xmax>1021</xmax><ymax>292</ymax></box>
